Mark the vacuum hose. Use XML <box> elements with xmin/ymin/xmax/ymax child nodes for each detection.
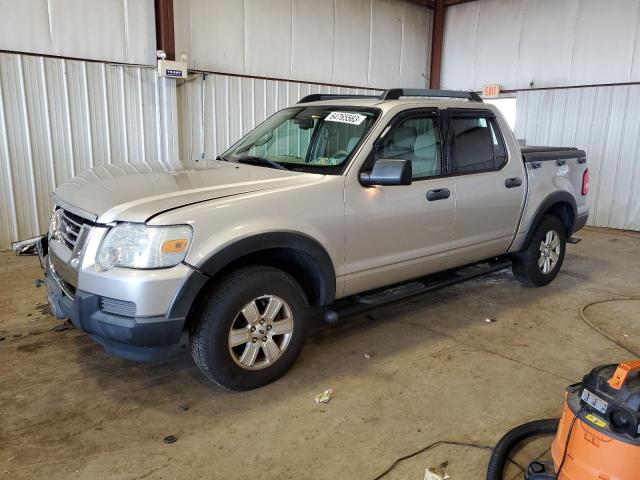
<box><xmin>486</xmin><ymin>419</ymin><xmax>559</xmax><ymax>480</ymax></box>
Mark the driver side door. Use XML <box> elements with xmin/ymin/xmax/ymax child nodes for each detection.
<box><xmin>343</xmin><ymin>108</ymin><xmax>455</xmax><ymax>296</ymax></box>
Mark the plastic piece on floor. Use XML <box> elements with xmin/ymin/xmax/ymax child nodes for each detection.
<box><xmin>163</xmin><ymin>435</ymin><xmax>177</xmax><ymax>444</ymax></box>
<box><xmin>424</xmin><ymin>462</ymin><xmax>450</xmax><ymax>480</ymax></box>
<box><xmin>364</xmin><ymin>353</ymin><xmax>371</xmax><ymax>359</ymax></box>
<box><xmin>52</xmin><ymin>320</ymin><xmax>74</xmax><ymax>332</ymax></box>
<box><xmin>314</xmin><ymin>388</ymin><xmax>334</xmax><ymax>405</ymax></box>
<box><xmin>485</xmin><ymin>318</ymin><xmax>496</xmax><ymax>323</ymax></box>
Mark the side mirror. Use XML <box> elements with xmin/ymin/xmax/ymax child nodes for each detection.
<box><xmin>360</xmin><ymin>159</ymin><xmax>412</xmax><ymax>186</ymax></box>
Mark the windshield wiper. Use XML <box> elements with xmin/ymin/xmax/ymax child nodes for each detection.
<box><xmin>234</xmin><ymin>156</ymin><xmax>289</xmax><ymax>171</ymax></box>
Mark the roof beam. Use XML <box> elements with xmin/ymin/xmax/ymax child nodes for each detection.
<box><xmin>154</xmin><ymin>0</ymin><xmax>175</xmax><ymax>60</ymax></box>
<box><xmin>429</xmin><ymin>0</ymin><xmax>445</xmax><ymax>88</ymax></box>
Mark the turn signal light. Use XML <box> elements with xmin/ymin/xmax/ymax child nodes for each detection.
<box><xmin>161</xmin><ymin>239</ymin><xmax>189</xmax><ymax>254</ymax></box>
<box><xmin>582</xmin><ymin>168</ymin><xmax>589</xmax><ymax>196</ymax></box>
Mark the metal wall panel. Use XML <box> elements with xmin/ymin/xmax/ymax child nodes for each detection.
<box><xmin>0</xmin><ymin>53</ymin><xmax>179</xmax><ymax>249</ymax></box>
<box><xmin>178</xmin><ymin>73</ymin><xmax>381</xmax><ymax>165</ymax></box>
<box><xmin>0</xmin><ymin>0</ymin><xmax>156</xmax><ymax>65</ymax></box>
<box><xmin>516</xmin><ymin>86</ymin><xmax>640</xmax><ymax>232</ymax></box>
<box><xmin>175</xmin><ymin>0</ymin><xmax>432</xmax><ymax>89</ymax></box>
<box><xmin>442</xmin><ymin>0</ymin><xmax>640</xmax><ymax>91</ymax></box>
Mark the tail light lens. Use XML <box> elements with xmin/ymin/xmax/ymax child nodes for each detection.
<box><xmin>582</xmin><ymin>168</ymin><xmax>589</xmax><ymax>196</ymax></box>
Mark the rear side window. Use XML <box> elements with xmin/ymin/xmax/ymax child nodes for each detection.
<box><xmin>449</xmin><ymin>116</ymin><xmax>506</xmax><ymax>174</ymax></box>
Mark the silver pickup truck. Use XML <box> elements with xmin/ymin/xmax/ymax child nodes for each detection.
<box><xmin>16</xmin><ymin>89</ymin><xmax>589</xmax><ymax>390</ymax></box>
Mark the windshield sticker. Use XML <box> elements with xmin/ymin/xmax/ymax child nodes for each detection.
<box><xmin>325</xmin><ymin>112</ymin><xmax>367</xmax><ymax>125</ymax></box>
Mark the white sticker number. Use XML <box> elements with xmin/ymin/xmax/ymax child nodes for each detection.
<box><xmin>325</xmin><ymin>111</ymin><xmax>367</xmax><ymax>125</ymax></box>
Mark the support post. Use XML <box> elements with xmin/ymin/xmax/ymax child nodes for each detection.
<box><xmin>154</xmin><ymin>0</ymin><xmax>175</xmax><ymax>61</ymax></box>
<box><xmin>429</xmin><ymin>0</ymin><xmax>445</xmax><ymax>89</ymax></box>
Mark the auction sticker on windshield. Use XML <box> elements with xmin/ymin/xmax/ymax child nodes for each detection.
<box><xmin>325</xmin><ymin>112</ymin><xmax>367</xmax><ymax>125</ymax></box>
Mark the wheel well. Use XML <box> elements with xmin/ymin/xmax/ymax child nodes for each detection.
<box><xmin>199</xmin><ymin>247</ymin><xmax>332</xmax><ymax>308</ymax></box>
<box><xmin>546</xmin><ymin>202</ymin><xmax>575</xmax><ymax>236</ymax></box>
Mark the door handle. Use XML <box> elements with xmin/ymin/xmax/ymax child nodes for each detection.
<box><xmin>505</xmin><ymin>177</ymin><xmax>522</xmax><ymax>188</ymax></box>
<box><xmin>426</xmin><ymin>188</ymin><xmax>450</xmax><ymax>201</ymax></box>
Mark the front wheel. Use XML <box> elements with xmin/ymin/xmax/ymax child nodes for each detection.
<box><xmin>512</xmin><ymin>215</ymin><xmax>566</xmax><ymax>287</ymax></box>
<box><xmin>190</xmin><ymin>266</ymin><xmax>309</xmax><ymax>390</ymax></box>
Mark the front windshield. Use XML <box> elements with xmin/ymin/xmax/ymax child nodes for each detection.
<box><xmin>221</xmin><ymin>106</ymin><xmax>380</xmax><ymax>173</ymax></box>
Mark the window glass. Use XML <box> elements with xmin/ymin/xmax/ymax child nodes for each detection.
<box><xmin>375</xmin><ymin>115</ymin><xmax>442</xmax><ymax>179</ymax></box>
<box><xmin>223</xmin><ymin>107</ymin><xmax>379</xmax><ymax>173</ymax></box>
<box><xmin>449</xmin><ymin>116</ymin><xmax>506</xmax><ymax>174</ymax></box>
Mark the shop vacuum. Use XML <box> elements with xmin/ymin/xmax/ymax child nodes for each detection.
<box><xmin>486</xmin><ymin>361</ymin><xmax>640</xmax><ymax>480</ymax></box>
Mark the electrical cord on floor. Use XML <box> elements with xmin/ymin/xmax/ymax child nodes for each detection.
<box><xmin>554</xmin><ymin>408</ymin><xmax>585</xmax><ymax>479</ymax></box>
<box><xmin>372</xmin><ymin>440</ymin><xmax>524</xmax><ymax>480</ymax></box>
<box><xmin>579</xmin><ymin>297</ymin><xmax>640</xmax><ymax>358</ymax></box>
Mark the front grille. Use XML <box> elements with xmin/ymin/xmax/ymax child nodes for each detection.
<box><xmin>56</xmin><ymin>209</ymin><xmax>90</xmax><ymax>250</ymax></box>
<box><xmin>100</xmin><ymin>297</ymin><xmax>137</xmax><ymax>317</ymax></box>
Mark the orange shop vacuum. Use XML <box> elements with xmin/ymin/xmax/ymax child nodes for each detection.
<box><xmin>486</xmin><ymin>361</ymin><xmax>640</xmax><ymax>480</ymax></box>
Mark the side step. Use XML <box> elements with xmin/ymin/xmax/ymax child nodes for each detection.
<box><xmin>323</xmin><ymin>258</ymin><xmax>512</xmax><ymax>324</ymax></box>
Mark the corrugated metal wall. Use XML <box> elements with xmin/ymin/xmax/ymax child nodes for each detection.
<box><xmin>0</xmin><ymin>52</ymin><xmax>180</xmax><ymax>248</ymax></box>
<box><xmin>178</xmin><ymin>73</ymin><xmax>381</xmax><ymax>165</ymax></box>
<box><xmin>516</xmin><ymin>86</ymin><xmax>640</xmax><ymax>231</ymax></box>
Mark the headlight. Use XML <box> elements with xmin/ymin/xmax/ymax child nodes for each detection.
<box><xmin>96</xmin><ymin>223</ymin><xmax>192</xmax><ymax>270</ymax></box>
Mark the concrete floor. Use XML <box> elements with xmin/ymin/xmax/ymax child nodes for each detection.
<box><xmin>1</xmin><ymin>227</ymin><xmax>639</xmax><ymax>480</ymax></box>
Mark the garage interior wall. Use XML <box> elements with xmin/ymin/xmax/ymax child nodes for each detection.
<box><xmin>0</xmin><ymin>0</ymin><xmax>433</xmax><ymax>249</ymax></box>
<box><xmin>441</xmin><ymin>0</ymin><xmax>640</xmax><ymax>231</ymax></box>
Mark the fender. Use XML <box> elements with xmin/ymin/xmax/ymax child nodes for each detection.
<box><xmin>169</xmin><ymin>232</ymin><xmax>337</xmax><ymax>318</ymax></box>
<box><xmin>522</xmin><ymin>191</ymin><xmax>577</xmax><ymax>249</ymax></box>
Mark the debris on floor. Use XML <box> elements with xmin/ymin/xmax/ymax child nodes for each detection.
<box><xmin>364</xmin><ymin>353</ymin><xmax>371</xmax><ymax>359</ymax></box>
<box><xmin>485</xmin><ymin>317</ymin><xmax>496</xmax><ymax>323</ymax></box>
<box><xmin>424</xmin><ymin>461</ymin><xmax>450</xmax><ymax>480</ymax></box>
<box><xmin>314</xmin><ymin>388</ymin><xmax>334</xmax><ymax>405</ymax></box>
<box><xmin>163</xmin><ymin>435</ymin><xmax>177</xmax><ymax>444</ymax></box>
<box><xmin>178</xmin><ymin>404</ymin><xmax>189</xmax><ymax>412</ymax></box>
<box><xmin>52</xmin><ymin>320</ymin><xmax>74</xmax><ymax>332</ymax></box>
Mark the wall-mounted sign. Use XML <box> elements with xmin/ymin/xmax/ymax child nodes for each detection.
<box><xmin>482</xmin><ymin>84</ymin><xmax>501</xmax><ymax>98</ymax></box>
<box><xmin>158</xmin><ymin>59</ymin><xmax>188</xmax><ymax>79</ymax></box>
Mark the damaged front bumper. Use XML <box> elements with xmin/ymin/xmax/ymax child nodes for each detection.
<box><xmin>25</xmin><ymin>235</ymin><xmax>194</xmax><ymax>362</ymax></box>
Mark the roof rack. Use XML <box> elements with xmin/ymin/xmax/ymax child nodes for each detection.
<box><xmin>380</xmin><ymin>88</ymin><xmax>483</xmax><ymax>102</ymax></box>
<box><xmin>296</xmin><ymin>89</ymin><xmax>483</xmax><ymax>104</ymax></box>
<box><xmin>297</xmin><ymin>93</ymin><xmax>380</xmax><ymax>104</ymax></box>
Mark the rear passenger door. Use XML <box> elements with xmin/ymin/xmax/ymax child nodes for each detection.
<box><xmin>443</xmin><ymin>109</ymin><xmax>526</xmax><ymax>267</ymax></box>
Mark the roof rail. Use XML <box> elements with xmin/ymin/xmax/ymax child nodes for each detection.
<box><xmin>297</xmin><ymin>93</ymin><xmax>380</xmax><ymax>104</ymax></box>
<box><xmin>380</xmin><ymin>88</ymin><xmax>483</xmax><ymax>102</ymax></box>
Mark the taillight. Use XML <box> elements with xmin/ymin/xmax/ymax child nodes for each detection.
<box><xmin>582</xmin><ymin>168</ymin><xmax>589</xmax><ymax>196</ymax></box>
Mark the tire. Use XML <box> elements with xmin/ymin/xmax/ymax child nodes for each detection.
<box><xmin>512</xmin><ymin>215</ymin><xmax>566</xmax><ymax>287</ymax></box>
<box><xmin>190</xmin><ymin>266</ymin><xmax>309</xmax><ymax>390</ymax></box>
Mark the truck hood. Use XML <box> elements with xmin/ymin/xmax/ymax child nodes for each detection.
<box><xmin>52</xmin><ymin>161</ymin><xmax>321</xmax><ymax>223</ymax></box>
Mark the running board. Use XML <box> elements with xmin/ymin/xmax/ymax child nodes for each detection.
<box><xmin>567</xmin><ymin>237</ymin><xmax>582</xmax><ymax>244</ymax></box>
<box><xmin>323</xmin><ymin>258</ymin><xmax>512</xmax><ymax>323</ymax></box>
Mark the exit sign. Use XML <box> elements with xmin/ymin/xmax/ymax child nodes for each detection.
<box><xmin>483</xmin><ymin>84</ymin><xmax>501</xmax><ymax>98</ymax></box>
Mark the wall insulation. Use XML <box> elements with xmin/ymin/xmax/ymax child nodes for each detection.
<box><xmin>516</xmin><ymin>86</ymin><xmax>640</xmax><ymax>231</ymax></box>
<box><xmin>174</xmin><ymin>0</ymin><xmax>432</xmax><ymax>89</ymax></box>
<box><xmin>0</xmin><ymin>52</ymin><xmax>179</xmax><ymax>249</ymax></box>
<box><xmin>177</xmin><ymin>73</ymin><xmax>381</xmax><ymax>165</ymax></box>
<box><xmin>442</xmin><ymin>0</ymin><xmax>640</xmax><ymax>91</ymax></box>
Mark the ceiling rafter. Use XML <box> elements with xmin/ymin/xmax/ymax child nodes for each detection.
<box><xmin>402</xmin><ymin>0</ymin><xmax>477</xmax><ymax>9</ymax></box>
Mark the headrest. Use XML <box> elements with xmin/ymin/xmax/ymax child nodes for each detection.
<box><xmin>347</xmin><ymin>136</ymin><xmax>359</xmax><ymax>152</ymax></box>
<box><xmin>393</xmin><ymin>126</ymin><xmax>417</xmax><ymax>149</ymax></box>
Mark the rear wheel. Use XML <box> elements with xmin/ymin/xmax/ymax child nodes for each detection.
<box><xmin>190</xmin><ymin>266</ymin><xmax>309</xmax><ymax>390</ymax></box>
<box><xmin>512</xmin><ymin>215</ymin><xmax>566</xmax><ymax>287</ymax></box>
